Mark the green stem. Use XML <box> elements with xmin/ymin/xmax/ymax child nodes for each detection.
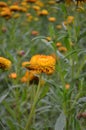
<box><xmin>24</xmin><ymin>77</ymin><xmax>41</xmax><ymax>130</ymax></box>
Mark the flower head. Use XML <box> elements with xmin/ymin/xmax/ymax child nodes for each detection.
<box><xmin>0</xmin><ymin>57</ymin><xmax>12</xmax><ymax>70</ymax></box>
<box><xmin>9</xmin><ymin>72</ymin><xmax>17</xmax><ymax>79</ymax></box>
<box><xmin>22</xmin><ymin>55</ymin><xmax>56</xmax><ymax>75</ymax></box>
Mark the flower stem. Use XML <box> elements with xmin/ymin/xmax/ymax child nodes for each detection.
<box><xmin>24</xmin><ymin>77</ymin><xmax>41</xmax><ymax>130</ymax></box>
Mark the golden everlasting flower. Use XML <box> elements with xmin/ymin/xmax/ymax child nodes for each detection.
<box><xmin>66</xmin><ymin>16</ymin><xmax>74</xmax><ymax>24</ymax></box>
<box><xmin>0</xmin><ymin>2</ymin><xmax>7</xmax><ymax>7</ymax></box>
<box><xmin>10</xmin><ymin>5</ymin><xmax>20</xmax><ymax>11</ymax></box>
<box><xmin>31</xmin><ymin>30</ymin><xmax>39</xmax><ymax>36</ymax></box>
<box><xmin>35</xmin><ymin>1</ymin><xmax>44</xmax><ymax>7</ymax></box>
<box><xmin>0</xmin><ymin>57</ymin><xmax>12</xmax><ymax>70</ymax></box>
<box><xmin>48</xmin><ymin>17</ymin><xmax>56</xmax><ymax>22</ymax></box>
<box><xmin>9</xmin><ymin>73</ymin><xmax>17</xmax><ymax>79</ymax></box>
<box><xmin>22</xmin><ymin>55</ymin><xmax>56</xmax><ymax>75</ymax></box>
<box><xmin>58</xmin><ymin>46</ymin><xmax>67</xmax><ymax>53</ymax></box>
<box><xmin>56</xmin><ymin>42</ymin><xmax>62</xmax><ymax>47</ymax></box>
<box><xmin>56</xmin><ymin>24</ymin><xmax>62</xmax><ymax>29</ymax></box>
<box><xmin>38</xmin><ymin>9</ymin><xmax>49</xmax><ymax>16</ymax></box>
<box><xmin>0</xmin><ymin>10</ymin><xmax>12</xmax><ymax>18</ymax></box>
<box><xmin>46</xmin><ymin>36</ymin><xmax>52</xmax><ymax>41</ymax></box>
<box><xmin>48</xmin><ymin>1</ymin><xmax>56</xmax><ymax>5</ymax></box>
<box><xmin>65</xmin><ymin>83</ymin><xmax>70</xmax><ymax>90</ymax></box>
<box><xmin>32</xmin><ymin>5</ymin><xmax>40</xmax><ymax>11</ymax></box>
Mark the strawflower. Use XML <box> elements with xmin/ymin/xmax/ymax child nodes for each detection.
<box><xmin>22</xmin><ymin>55</ymin><xmax>56</xmax><ymax>75</ymax></box>
<box><xmin>9</xmin><ymin>73</ymin><xmax>17</xmax><ymax>79</ymax></box>
<box><xmin>0</xmin><ymin>57</ymin><xmax>12</xmax><ymax>70</ymax></box>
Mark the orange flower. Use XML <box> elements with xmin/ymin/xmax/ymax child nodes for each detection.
<box><xmin>38</xmin><ymin>9</ymin><xmax>48</xmax><ymax>16</ymax></box>
<box><xmin>31</xmin><ymin>30</ymin><xmax>39</xmax><ymax>36</ymax></box>
<box><xmin>22</xmin><ymin>55</ymin><xmax>56</xmax><ymax>75</ymax></box>
<box><xmin>65</xmin><ymin>84</ymin><xmax>70</xmax><ymax>90</ymax></box>
<box><xmin>56</xmin><ymin>25</ymin><xmax>62</xmax><ymax>29</ymax></box>
<box><xmin>32</xmin><ymin>5</ymin><xmax>40</xmax><ymax>11</ymax></box>
<box><xmin>56</xmin><ymin>42</ymin><xmax>62</xmax><ymax>47</ymax></box>
<box><xmin>58</xmin><ymin>46</ymin><xmax>67</xmax><ymax>53</ymax></box>
<box><xmin>66</xmin><ymin>16</ymin><xmax>74</xmax><ymax>24</ymax></box>
<box><xmin>0</xmin><ymin>57</ymin><xmax>12</xmax><ymax>70</ymax></box>
<box><xmin>10</xmin><ymin>5</ymin><xmax>20</xmax><ymax>11</ymax></box>
<box><xmin>48</xmin><ymin>17</ymin><xmax>56</xmax><ymax>22</ymax></box>
<box><xmin>0</xmin><ymin>2</ymin><xmax>7</xmax><ymax>7</ymax></box>
<box><xmin>48</xmin><ymin>1</ymin><xmax>56</xmax><ymax>5</ymax></box>
<box><xmin>46</xmin><ymin>36</ymin><xmax>52</xmax><ymax>41</ymax></box>
<box><xmin>9</xmin><ymin>73</ymin><xmax>17</xmax><ymax>79</ymax></box>
<box><xmin>0</xmin><ymin>8</ymin><xmax>12</xmax><ymax>18</ymax></box>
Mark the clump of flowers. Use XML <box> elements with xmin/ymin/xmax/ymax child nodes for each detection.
<box><xmin>0</xmin><ymin>57</ymin><xmax>12</xmax><ymax>70</ymax></box>
<box><xmin>22</xmin><ymin>55</ymin><xmax>56</xmax><ymax>75</ymax></box>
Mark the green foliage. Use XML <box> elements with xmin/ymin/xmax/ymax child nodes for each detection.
<box><xmin>0</xmin><ymin>1</ymin><xmax>86</xmax><ymax>130</ymax></box>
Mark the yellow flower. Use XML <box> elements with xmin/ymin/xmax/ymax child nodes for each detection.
<box><xmin>48</xmin><ymin>17</ymin><xmax>56</xmax><ymax>22</ymax></box>
<box><xmin>38</xmin><ymin>9</ymin><xmax>49</xmax><ymax>16</ymax></box>
<box><xmin>66</xmin><ymin>16</ymin><xmax>74</xmax><ymax>24</ymax></box>
<box><xmin>35</xmin><ymin>1</ymin><xmax>44</xmax><ymax>7</ymax></box>
<box><xmin>32</xmin><ymin>5</ymin><xmax>40</xmax><ymax>11</ymax></box>
<box><xmin>56</xmin><ymin>25</ymin><xmax>62</xmax><ymax>29</ymax></box>
<box><xmin>58</xmin><ymin>46</ymin><xmax>67</xmax><ymax>53</ymax></box>
<box><xmin>48</xmin><ymin>1</ymin><xmax>56</xmax><ymax>5</ymax></box>
<box><xmin>10</xmin><ymin>5</ymin><xmax>20</xmax><ymax>11</ymax></box>
<box><xmin>0</xmin><ymin>2</ymin><xmax>7</xmax><ymax>7</ymax></box>
<box><xmin>65</xmin><ymin>83</ymin><xmax>70</xmax><ymax>90</ymax></box>
<box><xmin>13</xmin><ymin>13</ymin><xmax>20</xmax><ymax>19</ymax></box>
<box><xmin>0</xmin><ymin>8</ymin><xmax>12</xmax><ymax>18</ymax></box>
<box><xmin>9</xmin><ymin>73</ymin><xmax>17</xmax><ymax>79</ymax></box>
<box><xmin>46</xmin><ymin>36</ymin><xmax>52</xmax><ymax>41</ymax></box>
<box><xmin>22</xmin><ymin>55</ymin><xmax>56</xmax><ymax>75</ymax></box>
<box><xmin>0</xmin><ymin>57</ymin><xmax>12</xmax><ymax>70</ymax></box>
<box><xmin>56</xmin><ymin>42</ymin><xmax>62</xmax><ymax>47</ymax></box>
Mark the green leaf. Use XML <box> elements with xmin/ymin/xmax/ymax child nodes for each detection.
<box><xmin>55</xmin><ymin>112</ymin><xmax>66</xmax><ymax>130</ymax></box>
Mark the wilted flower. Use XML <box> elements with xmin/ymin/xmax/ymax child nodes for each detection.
<box><xmin>22</xmin><ymin>55</ymin><xmax>56</xmax><ymax>75</ymax></box>
<box><xmin>17</xmin><ymin>50</ymin><xmax>25</xmax><ymax>56</ymax></box>
<box><xmin>21</xmin><ymin>70</ymin><xmax>40</xmax><ymax>83</ymax></box>
<box><xmin>0</xmin><ymin>57</ymin><xmax>12</xmax><ymax>70</ymax></box>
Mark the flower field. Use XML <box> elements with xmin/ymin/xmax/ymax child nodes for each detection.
<box><xmin>0</xmin><ymin>0</ymin><xmax>86</xmax><ymax>130</ymax></box>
